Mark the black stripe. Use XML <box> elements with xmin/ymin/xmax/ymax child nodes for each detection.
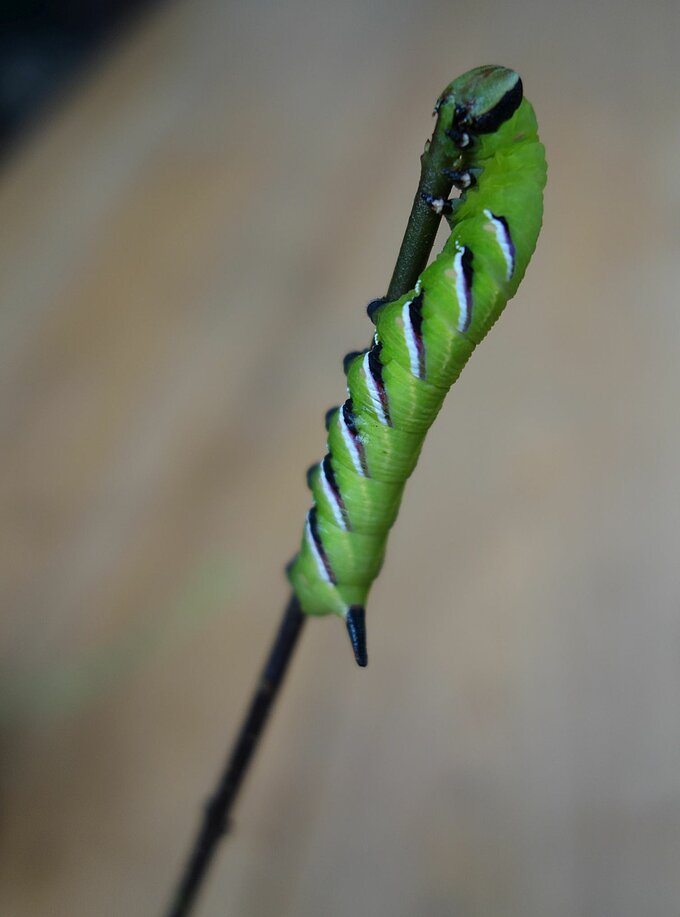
<box><xmin>367</xmin><ymin>341</ymin><xmax>391</xmax><ymax>425</ymax></box>
<box><xmin>492</xmin><ymin>212</ymin><xmax>515</xmax><ymax>277</ymax></box>
<box><xmin>342</xmin><ymin>398</ymin><xmax>358</xmax><ymax>435</ymax></box>
<box><xmin>342</xmin><ymin>399</ymin><xmax>369</xmax><ymax>475</ymax></box>
<box><xmin>472</xmin><ymin>77</ymin><xmax>523</xmax><ymax>134</ymax></box>
<box><xmin>308</xmin><ymin>507</ymin><xmax>335</xmax><ymax>584</ymax></box>
<box><xmin>408</xmin><ymin>290</ymin><xmax>426</xmax><ymax>378</ymax></box>
<box><xmin>460</xmin><ymin>246</ymin><xmax>474</xmax><ymax>333</ymax></box>
<box><xmin>322</xmin><ymin>453</ymin><xmax>350</xmax><ymax>530</ymax></box>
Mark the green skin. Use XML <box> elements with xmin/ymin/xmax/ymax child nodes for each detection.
<box><xmin>288</xmin><ymin>66</ymin><xmax>547</xmax><ymax>659</ymax></box>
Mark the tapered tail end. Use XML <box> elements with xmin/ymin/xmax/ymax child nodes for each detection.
<box><xmin>346</xmin><ymin>606</ymin><xmax>368</xmax><ymax>667</ymax></box>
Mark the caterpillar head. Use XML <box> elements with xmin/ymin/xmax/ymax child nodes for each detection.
<box><xmin>436</xmin><ymin>65</ymin><xmax>522</xmax><ymax>136</ymax></box>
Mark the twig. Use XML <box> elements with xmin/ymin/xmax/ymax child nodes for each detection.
<box><xmin>165</xmin><ymin>596</ymin><xmax>304</xmax><ymax>917</ymax></box>
<box><xmin>164</xmin><ymin>97</ymin><xmax>455</xmax><ymax>917</ymax></box>
<box><xmin>387</xmin><ymin>109</ymin><xmax>458</xmax><ymax>301</ymax></box>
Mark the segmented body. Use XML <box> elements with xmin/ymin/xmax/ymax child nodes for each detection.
<box><xmin>287</xmin><ymin>67</ymin><xmax>547</xmax><ymax>665</ymax></box>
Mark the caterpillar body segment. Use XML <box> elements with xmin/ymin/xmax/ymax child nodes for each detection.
<box><xmin>287</xmin><ymin>66</ymin><xmax>547</xmax><ymax>665</ymax></box>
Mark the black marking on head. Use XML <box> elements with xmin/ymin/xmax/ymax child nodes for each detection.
<box><xmin>408</xmin><ymin>290</ymin><xmax>426</xmax><ymax>379</ymax></box>
<box><xmin>346</xmin><ymin>605</ymin><xmax>368</xmax><ymax>667</ymax></box>
<box><xmin>284</xmin><ymin>556</ymin><xmax>296</xmax><ymax>577</ymax></box>
<box><xmin>343</xmin><ymin>350</ymin><xmax>363</xmax><ymax>375</ymax></box>
<box><xmin>367</xmin><ymin>296</ymin><xmax>388</xmax><ymax>323</ymax></box>
<box><xmin>308</xmin><ymin>506</ymin><xmax>335</xmax><ymax>584</ymax></box>
<box><xmin>454</xmin><ymin>103</ymin><xmax>468</xmax><ymax>122</ymax></box>
<box><xmin>322</xmin><ymin>453</ymin><xmax>350</xmax><ymax>530</ymax></box>
<box><xmin>325</xmin><ymin>406</ymin><xmax>338</xmax><ymax>431</ymax></box>
<box><xmin>459</xmin><ymin>246</ymin><xmax>474</xmax><ymax>333</ymax></box>
<box><xmin>342</xmin><ymin>398</ymin><xmax>369</xmax><ymax>475</ymax></box>
<box><xmin>367</xmin><ymin>341</ymin><xmax>392</xmax><ymax>426</ymax></box>
<box><xmin>472</xmin><ymin>77</ymin><xmax>523</xmax><ymax>134</ymax></box>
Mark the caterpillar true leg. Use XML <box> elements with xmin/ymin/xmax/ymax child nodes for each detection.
<box><xmin>287</xmin><ymin>65</ymin><xmax>546</xmax><ymax>665</ymax></box>
<box><xmin>420</xmin><ymin>193</ymin><xmax>458</xmax><ymax>216</ymax></box>
<box><xmin>442</xmin><ymin>168</ymin><xmax>479</xmax><ymax>190</ymax></box>
<box><xmin>445</xmin><ymin>128</ymin><xmax>471</xmax><ymax>148</ymax></box>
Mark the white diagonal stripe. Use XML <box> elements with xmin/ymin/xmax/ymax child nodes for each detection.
<box><xmin>454</xmin><ymin>244</ymin><xmax>471</xmax><ymax>332</ymax></box>
<box><xmin>305</xmin><ymin>513</ymin><xmax>332</xmax><ymax>583</ymax></box>
<box><xmin>319</xmin><ymin>462</ymin><xmax>347</xmax><ymax>530</ymax></box>
<box><xmin>339</xmin><ymin>410</ymin><xmax>366</xmax><ymax>477</ymax></box>
<box><xmin>363</xmin><ymin>351</ymin><xmax>388</xmax><ymax>425</ymax></box>
<box><xmin>484</xmin><ymin>208</ymin><xmax>515</xmax><ymax>281</ymax></box>
<box><xmin>402</xmin><ymin>299</ymin><xmax>421</xmax><ymax>378</ymax></box>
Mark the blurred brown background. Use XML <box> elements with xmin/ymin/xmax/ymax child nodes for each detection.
<box><xmin>2</xmin><ymin>0</ymin><xmax>679</xmax><ymax>914</ymax></box>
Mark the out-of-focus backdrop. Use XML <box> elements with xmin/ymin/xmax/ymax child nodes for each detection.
<box><xmin>2</xmin><ymin>1</ymin><xmax>679</xmax><ymax>915</ymax></box>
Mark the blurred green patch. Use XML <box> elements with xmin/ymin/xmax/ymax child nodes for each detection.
<box><xmin>0</xmin><ymin>556</ymin><xmax>241</xmax><ymax>726</ymax></box>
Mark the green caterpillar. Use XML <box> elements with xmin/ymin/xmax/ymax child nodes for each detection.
<box><xmin>287</xmin><ymin>66</ymin><xmax>547</xmax><ymax>666</ymax></box>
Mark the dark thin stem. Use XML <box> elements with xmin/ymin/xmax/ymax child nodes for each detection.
<box><xmin>387</xmin><ymin>115</ymin><xmax>455</xmax><ymax>300</ymax></box>
<box><xmin>165</xmin><ymin>596</ymin><xmax>306</xmax><ymax>917</ymax></box>
<box><xmin>164</xmin><ymin>101</ymin><xmax>454</xmax><ymax>917</ymax></box>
